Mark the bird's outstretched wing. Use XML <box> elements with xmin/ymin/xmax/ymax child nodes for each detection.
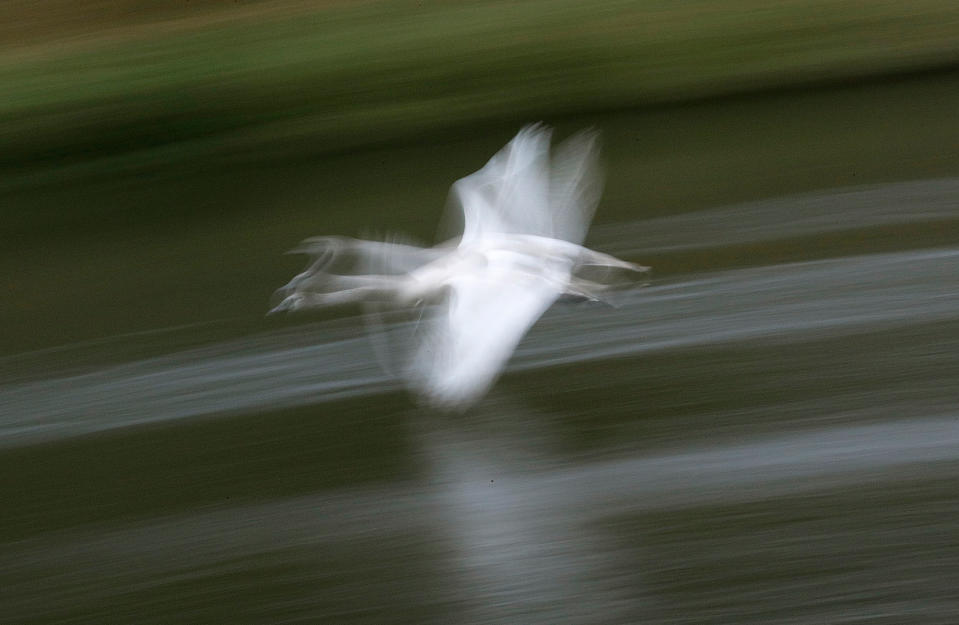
<box><xmin>447</xmin><ymin>124</ymin><xmax>552</xmax><ymax>243</ymax></box>
<box><xmin>446</xmin><ymin>124</ymin><xmax>603</xmax><ymax>245</ymax></box>
<box><xmin>409</xmin><ymin>125</ymin><xmax>606</xmax><ymax>408</ymax></box>
<box><xmin>548</xmin><ymin>129</ymin><xmax>603</xmax><ymax>245</ymax></box>
<box><xmin>408</xmin><ymin>271</ymin><xmax>562</xmax><ymax>410</ymax></box>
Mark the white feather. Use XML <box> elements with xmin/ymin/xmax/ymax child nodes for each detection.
<box><xmin>270</xmin><ymin>124</ymin><xmax>649</xmax><ymax>409</ymax></box>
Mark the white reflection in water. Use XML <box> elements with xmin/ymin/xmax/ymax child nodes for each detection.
<box><xmin>409</xmin><ymin>404</ymin><xmax>959</xmax><ymax>623</ymax></box>
<box><xmin>413</xmin><ymin>401</ymin><xmax>638</xmax><ymax>623</ymax></box>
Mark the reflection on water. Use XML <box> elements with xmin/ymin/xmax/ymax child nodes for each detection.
<box><xmin>2</xmin><ymin>179</ymin><xmax>959</xmax><ymax>623</ymax></box>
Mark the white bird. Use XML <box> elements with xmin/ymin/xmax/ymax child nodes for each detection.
<box><xmin>270</xmin><ymin>124</ymin><xmax>649</xmax><ymax>409</ymax></box>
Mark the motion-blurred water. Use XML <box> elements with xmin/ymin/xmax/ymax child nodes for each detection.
<box><xmin>2</xmin><ymin>173</ymin><xmax>958</xmax><ymax>623</ymax></box>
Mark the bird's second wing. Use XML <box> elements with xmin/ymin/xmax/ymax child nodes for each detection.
<box><xmin>548</xmin><ymin>129</ymin><xmax>604</xmax><ymax>245</ymax></box>
<box><xmin>406</xmin><ymin>272</ymin><xmax>562</xmax><ymax>410</ymax></box>
<box><xmin>447</xmin><ymin>124</ymin><xmax>553</xmax><ymax>243</ymax></box>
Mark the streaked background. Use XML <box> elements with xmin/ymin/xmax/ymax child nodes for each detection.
<box><xmin>2</xmin><ymin>2</ymin><xmax>958</xmax><ymax>623</ymax></box>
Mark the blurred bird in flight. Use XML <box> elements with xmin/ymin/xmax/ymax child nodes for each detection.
<box><xmin>270</xmin><ymin>124</ymin><xmax>649</xmax><ymax>409</ymax></box>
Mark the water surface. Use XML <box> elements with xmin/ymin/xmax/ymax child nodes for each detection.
<box><xmin>2</xmin><ymin>76</ymin><xmax>959</xmax><ymax>624</ymax></box>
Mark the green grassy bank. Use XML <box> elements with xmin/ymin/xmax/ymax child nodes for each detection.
<box><xmin>2</xmin><ymin>0</ymin><xmax>958</xmax><ymax>196</ymax></box>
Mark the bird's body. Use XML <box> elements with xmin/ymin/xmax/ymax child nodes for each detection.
<box><xmin>271</xmin><ymin>124</ymin><xmax>649</xmax><ymax>408</ymax></box>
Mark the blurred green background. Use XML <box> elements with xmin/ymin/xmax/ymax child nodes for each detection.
<box><xmin>2</xmin><ymin>0</ymin><xmax>958</xmax><ymax>354</ymax></box>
